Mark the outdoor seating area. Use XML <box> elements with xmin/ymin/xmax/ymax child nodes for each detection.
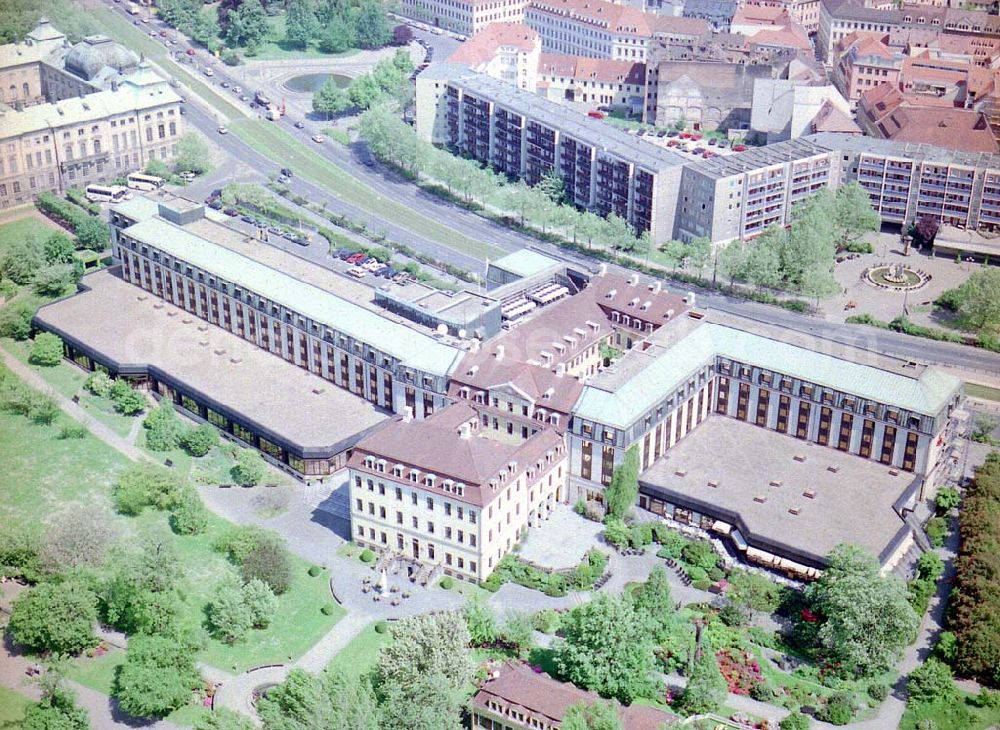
<box><xmin>359</xmin><ymin>550</ymin><xmax>442</xmax><ymax>605</ymax></box>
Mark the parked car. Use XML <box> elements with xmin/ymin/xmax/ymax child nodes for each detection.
<box><xmin>348</xmin><ymin>267</ymin><xmax>367</xmax><ymax>278</ymax></box>
<box><xmin>293</xmin><ymin>237</ymin><xmax>309</xmax><ymax>247</ymax></box>
<box><xmin>233</xmin><ymin>86</ymin><xmax>242</xmax><ymax>93</ymax></box>
<box><xmin>657</xmin><ymin>130</ymin><xmax>667</xmax><ymax>137</ymax></box>
<box><xmin>733</xmin><ymin>144</ymin><xmax>747</xmax><ymax>152</ymax></box>
<box><xmin>203</xmin><ymin>67</ymin><xmax>214</xmax><ymax>77</ymax></box>
<box><xmin>220</xmin><ymin>81</ymin><xmax>229</xmax><ymax>88</ymax></box>
<box><xmin>240</xmin><ymin>215</ymin><xmax>254</xmax><ymax>223</ymax></box>
<box><xmin>311</xmin><ymin>134</ymin><xmax>325</xmax><ymax>143</ymax></box>
<box><xmin>280</xmin><ymin>167</ymin><xmax>293</xmax><ymax>177</ymax></box>
<box><xmin>208</xmin><ymin>199</ymin><xmax>223</xmax><ymax>210</ymax></box>
<box><xmin>217</xmin><ymin>125</ymin><xmax>228</xmax><ymax>134</ymax></box>
<box><xmin>346</xmin><ymin>252</ymin><xmax>367</xmax><ymax>264</ymax></box>
<box><xmin>379</xmin><ymin>267</ymin><xmax>397</xmax><ymax>278</ymax></box>
<box><xmin>294</xmin><ymin>120</ymin><xmax>305</xmax><ymax>129</ymax></box>
<box><xmin>335</xmin><ymin>248</ymin><xmax>353</xmax><ymax>259</ymax></box>
<box><xmin>268</xmin><ymin>226</ymin><xmax>282</xmax><ymax>235</ymax></box>
<box><xmin>223</xmin><ymin>208</ymin><xmax>239</xmax><ymax>216</ymax></box>
<box><xmin>707</xmin><ymin>138</ymin><xmax>717</xmax><ymax>146</ymax></box>
<box><xmin>186</xmin><ymin>48</ymin><xmax>196</xmax><ymax>56</ymax></box>
<box><xmin>276</xmin><ymin>175</ymin><xmax>288</xmax><ymax>184</ymax></box>
<box><xmin>179</xmin><ymin>171</ymin><xmax>196</xmax><ymax>181</ymax></box>
<box><xmin>691</xmin><ymin>147</ymin><xmax>705</xmax><ymax>155</ymax></box>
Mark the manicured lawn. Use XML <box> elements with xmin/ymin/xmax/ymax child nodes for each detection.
<box><xmin>229</xmin><ymin>119</ymin><xmax>504</xmax><ymax>262</ymax></box>
<box><xmin>324</xmin><ymin>622</ymin><xmax>391</xmax><ymax>680</ymax></box>
<box><xmin>67</xmin><ymin>646</ymin><xmax>210</xmax><ymax>727</ymax></box>
<box><xmin>68</xmin><ymin>647</ymin><xmax>126</xmax><ymax>695</ymax></box>
<box><xmin>91</xmin><ymin>8</ymin><xmax>245</xmax><ymax>121</ymax></box>
<box><xmin>0</xmin><ymin>368</ymin><xmax>341</xmax><ymax>674</ymax></box>
<box><xmin>966</xmin><ymin>382</ymin><xmax>1000</xmax><ymax>403</ymax></box>
<box><xmin>0</xmin><ymin>216</ymin><xmax>55</xmax><ymax>252</ymax></box>
<box><xmin>252</xmin><ymin>14</ymin><xmax>360</xmax><ymax>60</ymax></box>
<box><xmin>901</xmin><ymin>692</ymin><xmax>1000</xmax><ymax>730</ymax></box>
<box><xmin>2</xmin><ymin>337</ymin><xmax>139</xmax><ymax>437</ymax></box>
<box><xmin>0</xmin><ymin>686</ymin><xmax>30</xmax><ymax>727</ymax></box>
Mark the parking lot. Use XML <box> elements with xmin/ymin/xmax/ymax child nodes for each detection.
<box><xmin>624</xmin><ymin>128</ymin><xmax>746</xmax><ymax>161</ymax></box>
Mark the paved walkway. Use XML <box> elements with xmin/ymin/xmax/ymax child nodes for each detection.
<box><xmin>211</xmin><ymin>610</ymin><xmax>372</xmax><ymax>718</ymax></box>
<box><xmin>0</xmin><ymin>348</ymin><xmax>148</xmax><ymax>463</ymax></box>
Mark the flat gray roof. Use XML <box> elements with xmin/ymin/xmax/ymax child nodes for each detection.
<box><xmin>809</xmin><ymin>132</ymin><xmax>1000</xmax><ymax>169</ymax></box>
<box><xmin>638</xmin><ymin>417</ymin><xmax>915</xmax><ymax>563</ymax></box>
<box><xmin>685</xmin><ymin>137</ymin><xmax>833</xmax><ymax>179</ymax></box>
<box><xmin>426</xmin><ymin>64</ymin><xmax>689</xmax><ymax>172</ymax></box>
<box><xmin>35</xmin><ymin>270</ymin><xmax>389</xmax><ymax>455</ymax></box>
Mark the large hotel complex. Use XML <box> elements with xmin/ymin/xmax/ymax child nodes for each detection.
<box><xmin>35</xmin><ymin>189</ymin><xmax>963</xmax><ymax>583</ymax></box>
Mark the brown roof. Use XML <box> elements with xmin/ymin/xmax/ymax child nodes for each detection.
<box><xmin>448</xmin><ymin>356</ymin><xmax>583</xmax><ymax>418</ymax></box>
<box><xmin>748</xmin><ymin>26</ymin><xmax>812</xmax><ymax>51</ymax></box>
<box><xmin>860</xmin><ymin>84</ymin><xmax>998</xmax><ymax>152</ymax></box>
<box><xmin>349</xmin><ymin>405</ymin><xmax>565</xmax><ymax>506</ymax></box>
<box><xmin>449</xmin><ymin>23</ymin><xmax>540</xmax><ymax>66</ymax></box>
<box><xmin>527</xmin><ymin>0</ymin><xmax>657</xmax><ymax>36</ymax></box>
<box><xmin>732</xmin><ymin>4</ymin><xmax>791</xmax><ymax>25</ymax></box>
<box><xmin>811</xmin><ymin>99</ymin><xmax>862</xmax><ymax>134</ymax></box>
<box><xmin>473</xmin><ymin>662</ymin><xmax>675</xmax><ymax>729</ymax></box>
<box><xmin>537</xmin><ymin>53</ymin><xmax>646</xmax><ymax>85</ymax></box>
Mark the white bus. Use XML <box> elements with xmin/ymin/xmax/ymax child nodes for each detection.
<box><xmin>126</xmin><ymin>172</ymin><xmax>166</xmax><ymax>191</ymax></box>
<box><xmin>85</xmin><ymin>184</ymin><xmax>132</xmax><ymax>203</ymax></box>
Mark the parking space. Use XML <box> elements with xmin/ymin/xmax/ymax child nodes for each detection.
<box><xmin>623</xmin><ymin>129</ymin><xmax>747</xmax><ymax>161</ymax></box>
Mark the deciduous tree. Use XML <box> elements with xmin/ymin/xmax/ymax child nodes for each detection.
<box><xmin>562</xmin><ymin>700</ymin><xmax>623</xmax><ymax>730</ymax></box>
<box><xmin>677</xmin><ymin>647</ymin><xmax>727</xmax><ymax>715</ymax></box>
<box><xmin>8</xmin><ymin>580</ymin><xmax>98</xmax><ymax>655</ymax></box>
<box><xmin>554</xmin><ymin>594</ymin><xmax>657</xmax><ymax>704</ymax></box>
<box><xmin>114</xmin><ymin>633</ymin><xmax>202</xmax><ymax>718</ymax></box>
<box><xmin>29</xmin><ymin>333</ymin><xmax>64</xmax><ymax>366</ymax></box>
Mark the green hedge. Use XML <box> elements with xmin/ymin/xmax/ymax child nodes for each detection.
<box><xmin>482</xmin><ymin>549</ymin><xmax>608</xmax><ymax>596</ymax></box>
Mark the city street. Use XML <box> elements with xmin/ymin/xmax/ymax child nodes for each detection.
<box><xmin>104</xmin><ymin>0</ymin><xmax>1000</xmax><ymax>377</ymax></box>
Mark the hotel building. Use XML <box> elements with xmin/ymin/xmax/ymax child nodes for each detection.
<box><xmin>416</xmin><ymin>64</ymin><xmax>687</xmax><ymax>243</ymax></box>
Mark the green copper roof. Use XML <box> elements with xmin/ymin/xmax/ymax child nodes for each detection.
<box><xmin>574</xmin><ymin>323</ymin><xmax>962</xmax><ymax>429</ymax></box>
<box><xmin>122</xmin><ymin>216</ymin><xmax>463</xmax><ymax>376</ymax></box>
<box><xmin>490</xmin><ymin>249</ymin><xmax>561</xmax><ymax>279</ymax></box>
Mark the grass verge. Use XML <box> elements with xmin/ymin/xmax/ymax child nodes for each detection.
<box><xmin>229</xmin><ymin>119</ymin><xmax>502</xmax><ymax>261</ymax></box>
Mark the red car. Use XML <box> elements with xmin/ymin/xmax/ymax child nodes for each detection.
<box><xmin>691</xmin><ymin>134</ymin><xmax>703</xmax><ymax>141</ymax></box>
<box><xmin>587</xmin><ymin>110</ymin><xmax>604</xmax><ymax>119</ymax></box>
<box><xmin>186</xmin><ymin>48</ymin><xmax>196</xmax><ymax>56</ymax></box>
<box><xmin>679</xmin><ymin>132</ymin><xmax>691</xmax><ymax>139</ymax></box>
<box><xmin>346</xmin><ymin>252</ymin><xmax>367</xmax><ymax>264</ymax></box>
<box><xmin>733</xmin><ymin>144</ymin><xmax>747</xmax><ymax>152</ymax></box>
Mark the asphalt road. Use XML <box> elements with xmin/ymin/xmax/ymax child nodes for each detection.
<box><xmin>114</xmin><ymin>0</ymin><xmax>1000</xmax><ymax>377</ymax></box>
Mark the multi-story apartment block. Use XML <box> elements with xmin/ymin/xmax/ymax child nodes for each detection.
<box><xmin>0</xmin><ymin>22</ymin><xmax>183</xmax><ymax>209</ymax></box>
<box><xmin>399</xmin><ymin>0</ymin><xmax>527</xmax><ymax>36</ymax></box>
<box><xmin>818</xmin><ymin>0</ymin><xmax>902</xmax><ymax>61</ymax></box>
<box><xmin>348</xmin><ymin>404</ymin><xmax>567</xmax><ymax>582</ymax></box>
<box><xmin>815</xmin><ymin>131</ymin><xmax>1000</xmax><ymax>230</ymax></box>
<box><xmin>675</xmin><ymin>137</ymin><xmax>837</xmax><ymax>242</ymax></box>
<box><xmin>523</xmin><ymin>0</ymin><xmax>708</xmax><ymax>61</ymax></box>
<box><xmin>416</xmin><ymin>64</ymin><xmax>687</xmax><ymax>242</ymax></box>
<box><xmin>535</xmin><ymin>55</ymin><xmax>646</xmax><ymax>109</ymax></box>
<box><xmin>831</xmin><ymin>32</ymin><xmax>903</xmax><ymax>104</ymax></box>
<box><xmin>447</xmin><ymin>22</ymin><xmax>542</xmax><ymax>91</ymax></box>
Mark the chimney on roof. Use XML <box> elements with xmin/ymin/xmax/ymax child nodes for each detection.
<box><xmin>683</xmin><ymin>291</ymin><xmax>697</xmax><ymax>306</ymax></box>
<box><xmin>606</xmin><ymin>288</ymin><xmax>617</xmax><ymax>300</ymax></box>
<box><xmin>459</xmin><ymin>422</ymin><xmax>472</xmax><ymax>439</ymax></box>
<box><xmin>402</xmin><ymin>406</ymin><xmax>414</xmax><ymax>423</ymax></box>
<box><xmin>598</xmin><ymin>263</ymin><xmax>608</xmax><ymax>276</ymax></box>
<box><xmin>651</xmin><ymin>281</ymin><xmax>662</xmax><ymax>294</ymax></box>
<box><xmin>495</xmin><ymin>344</ymin><xmax>505</xmax><ymax>361</ymax></box>
<box><xmin>555</xmin><ymin>362</ymin><xmax>566</xmax><ymax>377</ymax></box>
<box><xmin>628</xmin><ymin>274</ymin><xmax>639</xmax><ymax>286</ymax></box>
<box><xmin>469</xmin><ymin>338</ymin><xmax>481</xmax><ymax>353</ymax></box>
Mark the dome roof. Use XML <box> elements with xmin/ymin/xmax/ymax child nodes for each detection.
<box><xmin>64</xmin><ymin>36</ymin><xmax>139</xmax><ymax>81</ymax></box>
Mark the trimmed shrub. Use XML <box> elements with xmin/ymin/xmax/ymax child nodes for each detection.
<box><xmin>374</xmin><ymin>620</ymin><xmax>388</xmax><ymax>634</ymax></box>
<box><xmin>169</xmin><ymin>488</ymin><xmax>209</xmax><ymax>535</ymax></box>
<box><xmin>84</xmin><ymin>371</ymin><xmax>113</xmax><ymax>397</ymax></box>
<box><xmin>925</xmin><ymin>517</ymin><xmax>948</xmax><ymax>548</ymax></box>
<box><xmin>307</xmin><ymin>565</ymin><xmax>321</xmax><ymax>577</ymax></box>
<box><xmin>29</xmin><ymin>333</ymin><xmax>64</xmax><ymax>366</ymax></box>
<box><xmin>818</xmin><ymin>692</ymin><xmax>855</xmax><ymax>725</ymax></box>
<box><xmin>780</xmin><ymin>712</ymin><xmax>811</xmax><ymax>730</ymax></box>
<box><xmin>321</xmin><ymin>603</ymin><xmax>336</xmax><ymax>616</ymax></box>
<box><xmin>359</xmin><ymin>548</ymin><xmax>375</xmax><ymax>564</ymax></box>
<box><xmin>439</xmin><ymin>576</ymin><xmax>454</xmax><ymax>590</ymax></box>
<box><xmin>868</xmin><ymin>683</ymin><xmax>890</xmax><ymax>702</ymax></box>
<box><xmin>180</xmin><ymin>423</ymin><xmax>218</xmax><ymax>457</ymax></box>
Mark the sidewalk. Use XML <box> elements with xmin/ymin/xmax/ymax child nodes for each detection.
<box><xmin>0</xmin><ymin>348</ymin><xmax>148</xmax><ymax>463</ymax></box>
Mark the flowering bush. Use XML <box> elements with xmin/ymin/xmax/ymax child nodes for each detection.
<box><xmin>716</xmin><ymin>648</ymin><xmax>763</xmax><ymax>695</ymax></box>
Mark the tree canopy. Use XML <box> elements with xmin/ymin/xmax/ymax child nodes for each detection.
<box><xmin>554</xmin><ymin>594</ymin><xmax>657</xmax><ymax>704</ymax></box>
<box><xmin>604</xmin><ymin>446</ymin><xmax>639</xmax><ymax>520</ymax></box>
<box><xmin>561</xmin><ymin>700</ymin><xmax>623</xmax><ymax>730</ymax></box>
<box><xmin>114</xmin><ymin>632</ymin><xmax>202</xmax><ymax>718</ymax></box>
<box><xmin>8</xmin><ymin>580</ymin><xmax>98</xmax><ymax>655</ymax></box>
<box><xmin>810</xmin><ymin>544</ymin><xmax>919</xmax><ymax>678</ymax></box>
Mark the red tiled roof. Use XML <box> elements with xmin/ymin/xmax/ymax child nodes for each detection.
<box><xmin>537</xmin><ymin>53</ymin><xmax>646</xmax><ymax>84</ymax></box>
<box><xmin>449</xmin><ymin>23</ymin><xmax>540</xmax><ymax>66</ymax></box>
<box><xmin>748</xmin><ymin>27</ymin><xmax>812</xmax><ymax>51</ymax></box>
<box><xmin>472</xmin><ymin>662</ymin><xmax>676</xmax><ymax>730</ymax></box>
<box><xmin>860</xmin><ymin>84</ymin><xmax>998</xmax><ymax>152</ymax></box>
<box><xmin>732</xmin><ymin>3</ymin><xmax>791</xmax><ymax>25</ymax></box>
<box><xmin>527</xmin><ymin>0</ymin><xmax>657</xmax><ymax>36</ymax></box>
